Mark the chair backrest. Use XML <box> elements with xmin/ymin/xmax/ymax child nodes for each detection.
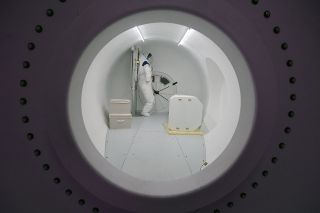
<box><xmin>168</xmin><ymin>95</ymin><xmax>203</xmax><ymax>131</ymax></box>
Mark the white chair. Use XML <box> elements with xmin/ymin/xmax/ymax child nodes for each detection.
<box><xmin>168</xmin><ymin>95</ymin><xmax>203</xmax><ymax>131</ymax></box>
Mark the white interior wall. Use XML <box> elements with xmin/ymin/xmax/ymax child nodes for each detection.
<box><xmin>105</xmin><ymin>39</ymin><xmax>206</xmax><ymax>114</ymax></box>
<box><xmin>139</xmin><ymin>23</ymin><xmax>187</xmax><ymax>43</ymax></box>
<box><xmin>204</xmin><ymin>58</ymin><xmax>225</xmax><ymax>127</ymax></box>
<box><xmin>105</xmin><ymin>50</ymin><xmax>132</xmax><ymax>108</ymax></box>
<box><xmin>137</xmin><ymin>40</ymin><xmax>207</xmax><ymax>112</ymax></box>
<box><xmin>82</xmin><ymin>28</ymin><xmax>141</xmax><ymax>156</ymax></box>
<box><xmin>182</xmin><ymin>30</ymin><xmax>241</xmax><ymax>164</ymax></box>
<box><xmin>82</xmin><ymin>23</ymin><xmax>241</xmax><ymax>164</ymax></box>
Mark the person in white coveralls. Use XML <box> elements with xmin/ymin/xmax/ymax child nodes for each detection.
<box><xmin>138</xmin><ymin>53</ymin><xmax>154</xmax><ymax>116</ymax></box>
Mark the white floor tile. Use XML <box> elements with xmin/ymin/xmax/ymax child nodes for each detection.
<box><xmin>138</xmin><ymin>113</ymin><xmax>167</xmax><ymax>132</ymax></box>
<box><xmin>122</xmin><ymin>131</ymin><xmax>191</xmax><ymax>181</ymax></box>
<box><xmin>176</xmin><ymin>135</ymin><xmax>206</xmax><ymax>174</ymax></box>
<box><xmin>105</xmin><ymin>128</ymin><xmax>137</xmax><ymax>169</ymax></box>
<box><xmin>105</xmin><ymin>113</ymin><xmax>206</xmax><ymax>181</ymax></box>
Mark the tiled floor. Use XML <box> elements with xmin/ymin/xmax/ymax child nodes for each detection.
<box><xmin>105</xmin><ymin>113</ymin><xmax>206</xmax><ymax>181</ymax></box>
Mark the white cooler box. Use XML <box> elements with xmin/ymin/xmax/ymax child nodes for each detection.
<box><xmin>109</xmin><ymin>114</ymin><xmax>132</xmax><ymax>129</ymax></box>
<box><xmin>109</xmin><ymin>99</ymin><xmax>131</xmax><ymax>114</ymax></box>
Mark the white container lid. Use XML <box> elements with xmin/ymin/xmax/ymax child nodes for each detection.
<box><xmin>110</xmin><ymin>99</ymin><xmax>131</xmax><ymax>104</ymax></box>
<box><xmin>109</xmin><ymin>113</ymin><xmax>132</xmax><ymax>118</ymax></box>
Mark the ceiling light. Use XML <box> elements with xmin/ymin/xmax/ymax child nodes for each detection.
<box><xmin>178</xmin><ymin>28</ymin><xmax>192</xmax><ymax>46</ymax></box>
<box><xmin>135</xmin><ymin>26</ymin><xmax>144</xmax><ymax>42</ymax></box>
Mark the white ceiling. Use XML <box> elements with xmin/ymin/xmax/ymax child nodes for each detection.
<box><xmin>138</xmin><ymin>23</ymin><xmax>188</xmax><ymax>43</ymax></box>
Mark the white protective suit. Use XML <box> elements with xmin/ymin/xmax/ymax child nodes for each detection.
<box><xmin>138</xmin><ymin>55</ymin><xmax>155</xmax><ymax>116</ymax></box>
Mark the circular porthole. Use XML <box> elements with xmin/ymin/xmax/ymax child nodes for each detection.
<box><xmin>44</xmin><ymin>2</ymin><xmax>276</xmax><ymax>211</ymax></box>
<box><xmin>68</xmin><ymin>10</ymin><xmax>255</xmax><ymax>186</ymax></box>
<box><xmin>76</xmin><ymin>20</ymin><xmax>250</xmax><ymax>183</ymax></box>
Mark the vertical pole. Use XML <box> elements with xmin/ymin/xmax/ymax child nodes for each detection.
<box><xmin>136</xmin><ymin>49</ymin><xmax>140</xmax><ymax>115</ymax></box>
<box><xmin>131</xmin><ymin>46</ymin><xmax>139</xmax><ymax>116</ymax></box>
<box><xmin>131</xmin><ymin>46</ymin><xmax>135</xmax><ymax>116</ymax></box>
